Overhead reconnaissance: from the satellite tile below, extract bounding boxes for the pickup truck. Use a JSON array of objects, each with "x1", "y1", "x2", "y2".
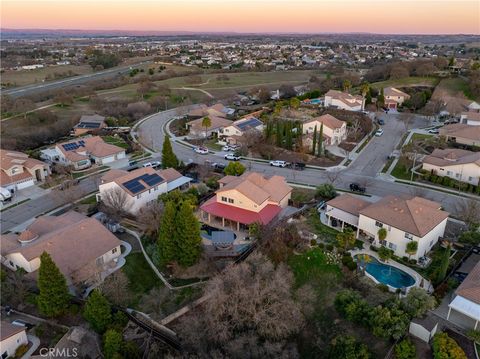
[{"x1": 269, "y1": 160, "x2": 289, "y2": 168}]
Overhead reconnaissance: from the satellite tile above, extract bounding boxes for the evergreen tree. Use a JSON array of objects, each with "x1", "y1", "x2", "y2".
[
  {"x1": 158, "y1": 201, "x2": 177, "y2": 265},
  {"x1": 296, "y1": 123, "x2": 303, "y2": 149},
  {"x1": 317, "y1": 123, "x2": 324, "y2": 157},
  {"x1": 312, "y1": 125, "x2": 317, "y2": 155},
  {"x1": 37, "y1": 252, "x2": 70, "y2": 317},
  {"x1": 201, "y1": 116, "x2": 212, "y2": 139},
  {"x1": 436, "y1": 244, "x2": 451, "y2": 284},
  {"x1": 103, "y1": 329, "x2": 123, "y2": 359},
  {"x1": 275, "y1": 121, "x2": 282, "y2": 147},
  {"x1": 83, "y1": 290, "x2": 112, "y2": 333},
  {"x1": 161, "y1": 135, "x2": 178, "y2": 169},
  {"x1": 285, "y1": 121, "x2": 293, "y2": 150},
  {"x1": 377, "y1": 88, "x2": 385, "y2": 109},
  {"x1": 175, "y1": 201, "x2": 202, "y2": 267}
]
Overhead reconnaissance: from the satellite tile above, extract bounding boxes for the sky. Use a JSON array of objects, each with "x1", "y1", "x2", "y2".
[{"x1": 2, "y1": 0, "x2": 479, "y2": 35}]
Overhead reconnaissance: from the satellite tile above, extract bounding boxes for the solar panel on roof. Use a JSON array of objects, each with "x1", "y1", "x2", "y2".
[
  {"x1": 79, "y1": 122, "x2": 101, "y2": 129},
  {"x1": 236, "y1": 117, "x2": 262, "y2": 131},
  {"x1": 143, "y1": 174, "x2": 163, "y2": 186},
  {"x1": 122, "y1": 179, "x2": 146, "y2": 194}
]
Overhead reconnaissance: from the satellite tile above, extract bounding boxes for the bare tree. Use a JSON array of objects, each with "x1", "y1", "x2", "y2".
[
  {"x1": 456, "y1": 199, "x2": 480, "y2": 230},
  {"x1": 137, "y1": 201, "x2": 164, "y2": 237},
  {"x1": 100, "y1": 187, "x2": 131, "y2": 218},
  {"x1": 13, "y1": 98, "x2": 35, "y2": 119},
  {"x1": 400, "y1": 113, "x2": 414, "y2": 132},
  {"x1": 326, "y1": 168, "x2": 344, "y2": 186},
  {"x1": 348, "y1": 118, "x2": 362, "y2": 140},
  {"x1": 99, "y1": 270, "x2": 133, "y2": 307}
]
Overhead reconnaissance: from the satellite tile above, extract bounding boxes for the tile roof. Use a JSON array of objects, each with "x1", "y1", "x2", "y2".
[
  {"x1": 359, "y1": 195, "x2": 449, "y2": 237},
  {"x1": 326, "y1": 194, "x2": 371, "y2": 216},
  {"x1": 57, "y1": 136, "x2": 124, "y2": 163},
  {"x1": 1, "y1": 321, "x2": 25, "y2": 341},
  {"x1": 423, "y1": 148, "x2": 480, "y2": 167},
  {"x1": 186, "y1": 115, "x2": 233, "y2": 132},
  {"x1": 0, "y1": 149, "x2": 47, "y2": 186},
  {"x1": 440, "y1": 124, "x2": 480, "y2": 141},
  {"x1": 456, "y1": 261, "x2": 480, "y2": 304},
  {"x1": 461, "y1": 111, "x2": 480, "y2": 122},
  {"x1": 384, "y1": 87, "x2": 411, "y2": 99},
  {"x1": 325, "y1": 89, "x2": 363, "y2": 108},
  {"x1": 304, "y1": 114, "x2": 346, "y2": 130}
]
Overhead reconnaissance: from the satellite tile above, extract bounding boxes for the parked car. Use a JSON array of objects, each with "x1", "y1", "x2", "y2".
[
  {"x1": 193, "y1": 147, "x2": 209, "y2": 155},
  {"x1": 349, "y1": 183, "x2": 366, "y2": 193},
  {"x1": 212, "y1": 163, "x2": 227, "y2": 173},
  {"x1": 0, "y1": 187, "x2": 12, "y2": 203},
  {"x1": 269, "y1": 160, "x2": 289, "y2": 167},
  {"x1": 375, "y1": 128, "x2": 384, "y2": 136},
  {"x1": 142, "y1": 162, "x2": 153, "y2": 167},
  {"x1": 11, "y1": 320, "x2": 34, "y2": 330},
  {"x1": 222, "y1": 145, "x2": 231, "y2": 151},
  {"x1": 377, "y1": 118, "x2": 385, "y2": 125},
  {"x1": 128, "y1": 160, "x2": 138, "y2": 167},
  {"x1": 224, "y1": 153, "x2": 240, "y2": 161},
  {"x1": 427, "y1": 129, "x2": 439, "y2": 134},
  {"x1": 290, "y1": 162, "x2": 306, "y2": 171},
  {"x1": 150, "y1": 161, "x2": 161, "y2": 168}
]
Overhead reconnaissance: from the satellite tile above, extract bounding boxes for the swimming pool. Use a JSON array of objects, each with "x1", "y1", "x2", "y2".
[
  {"x1": 304, "y1": 98, "x2": 323, "y2": 105},
  {"x1": 354, "y1": 255, "x2": 415, "y2": 289}
]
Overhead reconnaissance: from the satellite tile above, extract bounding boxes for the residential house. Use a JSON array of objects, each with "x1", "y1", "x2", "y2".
[
  {"x1": 186, "y1": 115, "x2": 233, "y2": 139},
  {"x1": 200, "y1": 172, "x2": 292, "y2": 231},
  {"x1": 324, "y1": 89, "x2": 365, "y2": 112},
  {"x1": 460, "y1": 111, "x2": 480, "y2": 126},
  {"x1": 447, "y1": 261, "x2": 480, "y2": 330},
  {"x1": 97, "y1": 167, "x2": 191, "y2": 214},
  {"x1": 40, "y1": 136, "x2": 126, "y2": 170},
  {"x1": 422, "y1": 149, "x2": 480, "y2": 185},
  {"x1": 187, "y1": 103, "x2": 235, "y2": 119},
  {"x1": 0, "y1": 211, "x2": 122, "y2": 291},
  {"x1": 302, "y1": 114, "x2": 347, "y2": 146},
  {"x1": 384, "y1": 87, "x2": 411, "y2": 109},
  {"x1": 0, "y1": 149, "x2": 50, "y2": 192},
  {"x1": 325, "y1": 194, "x2": 448, "y2": 260},
  {"x1": 0, "y1": 322, "x2": 28, "y2": 359},
  {"x1": 73, "y1": 114, "x2": 106, "y2": 136},
  {"x1": 220, "y1": 114, "x2": 264, "y2": 144},
  {"x1": 439, "y1": 124, "x2": 480, "y2": 147}
]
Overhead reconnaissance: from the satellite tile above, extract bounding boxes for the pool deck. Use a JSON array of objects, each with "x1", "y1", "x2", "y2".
[{"x1": 350, "y1": 248, "x2": 433, "y2": 293}]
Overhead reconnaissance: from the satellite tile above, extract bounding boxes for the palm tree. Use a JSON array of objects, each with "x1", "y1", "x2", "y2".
[
  {"x1": 201, "y1": 116, "x2": 212, "y2": 140},
  {"x1": 360, "y1": 82, "x2": 370, "y2": 111},
  {"x1": 406, "y1": 241, "x2": 418, "y2": 259},
  {"x1": 342, "y1": 79, "x2": 352, "y2": 92}
]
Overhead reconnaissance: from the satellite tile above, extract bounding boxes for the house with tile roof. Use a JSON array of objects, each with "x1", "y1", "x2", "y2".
[
  {"x1": 384, "y1": 87, "x2": 411, "y2": 109},
  {"x1": 422, "y1": 148, "x2": 480, "y2": 185},
  {"x1": 447, "y1": 261, "x2": 480, "y2": 330},
  {"x1": 324, "y1": 90, "x2": 365, "y2": 112},
  {"x1": 187, "y1": 103, "x2": 235, "y2": 119},
  {"x1": 0, "y1": 149, "x2": 50, "y2": 192},
  {"x1": 325, "y1": 194, "x2": 448, "y2": 260},
  {"x1": 73, "y1": 114, "x2": 106, "y2": 136},
  {"x1": 97, "y1": 167, "x2": 191, "y2": 214},
  {"x1": 200, "y1": 172, "x2": 292, "y2": 231},
  {"x1": 220, "y1": 114, "x2": 264, "y2": 142},
  {"x1": 0, "y1": 321, "x2": 28, "y2": 359},
  {"x1": 460, "y1": 111, "x2": 480, "y2": 126},
  {"x1": 301, "y1": 114, "x2": 347, "y2": 145},
  {"x1": 439, "y1": 123, "x2": 480, "y2": 147},
  {"x1": 0, "y1": 211, "x2": 122, "y2": 291},
  {"x1": 186, "y1": 115, "x2": 233, "y2": 139},
  {"x1": 40, "y1": 136, "x2": 126, "y2": 170}
]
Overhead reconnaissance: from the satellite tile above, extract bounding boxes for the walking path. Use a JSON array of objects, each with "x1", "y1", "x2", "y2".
[
  {"x1": 22, "y1": 335, "x2": 40, "y2": 359},
  {"x1": 172, "y1": 86, "x2": 214, "y2": 98}
]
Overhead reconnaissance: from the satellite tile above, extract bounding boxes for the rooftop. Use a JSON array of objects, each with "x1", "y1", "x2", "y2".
[{"x1": 423, "y1": 148, "x2": 480, "y2": 167}]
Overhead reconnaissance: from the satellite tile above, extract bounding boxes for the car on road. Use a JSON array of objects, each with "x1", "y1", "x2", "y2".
[
  {"x1": 349, "y1": 183, "x2": 366, "y2": 193},
  {"x1": 290, "y1": 162, "x2": 306, "y2": 171},
  {"x1": 212, "y1": 163, "x2": 227, "y2": 173},
  {"x1": 377, "y1": 118, "x2": 385, "y2": 125},
  {"x1": 193, "y1": 147, "x2": 209, "y2": 155},
  {"x1": 375, "y1": 128, "x2": 384, "y2": 136},
  {"x1": 224, "y1": 153, "x2": 240, "y2": 161},
  {"x1": 11, "y1": 320, "x2": 34, "y2": 330},
  {"x1": 427, "y1": 129, "x2": 439, "y2": 134},
  {"x1": 269, "y1": 160, "x2": 289, "y2": 167}
]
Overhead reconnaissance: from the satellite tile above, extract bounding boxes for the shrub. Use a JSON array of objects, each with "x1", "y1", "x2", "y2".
[
  {"x1": 310, "y1": 239, "x2": 317, "y2": 246},
  {"x1": 409, "y1": 259, "x2": 417, "y2": 265},
  {"x1": 341, "y1": 254, "x2": 357, "y2": 271},
  {"x1": 370, "y1": 245, "x2": 378, "y2": 252},
  {"x1": 432, "y1": 332, "x2": 467, "y2": 359},
  {"x1": 315, "y1": 183, "x2": 337, "y2": 200},
  {"x1": 467, "y1": 330, "x2": 480, "y2": 343},
  {"x1": 402, "y1": 256, "x2": 409, "y2": 262},
  {"x1": 394, "y1": 338, "x2": 416, "y2": 359},
  {"x1": 326, "y1": 244, "x2": 334, "y2": 251},
  {"x1": 15, "y1": 344, "x2": 29, "y2": 358},
  {"x1": 377, "y1": 284, "x2": 389, "y2": 292},
  {"x1": 318, "y1": 243, "x2": 325, "y2": 249}
]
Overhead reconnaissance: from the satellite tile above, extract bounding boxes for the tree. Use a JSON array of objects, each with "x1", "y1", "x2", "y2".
[
  {"x1": 13, "y1": 98, "x2": 35, "y2": 119},
  {"x1": 336, "y1": 228, "x2": 356, "y2": 252},
  {"x1": 402, "y1": 287, "x2": 436, "y2": 318},
  {"x1": 0, "y1": 268, "x2": 33, "y2": 307},
  {"x1": 315, "y1": 183, "x2": 337, "y2": 200},
  {"x1": 175, "y1": 201, "x2": 202, "y2": 267},
  {"x1": 99, "y1": 271, "x2": 133, "y2": 307},
  {"x1": 327, "y1": 335, "x2": 371, "y2": 359},
  {"x1": 378, "y1": 227, "x2": 387, "y2": 242},
  {"x1": 289, "y1": 97, "x2": 300, "y2": 109},
  {"x1": 360, "y1": 83, "x2": 370, "y2": 110},
  {"x1": 137, "y1": 81, "x2": 154, "y2": 99},
  {"x1": 342, "y1": 79, "x2": 352, "y2": 92},
  {"x1": 394, "y1": 338, "x2": 416, "y2": 359},
  {"x1": 279, "y1": 84, "x2": 296, "y2": 98},
  {"x1": 201, "y1": 116, "x2": 212, "y2": 139},
  {"x1": 137, "y1": 201, "x2": 164, "y2": 238},
  {"x1": 317, "y1": 123, "x2": 324, "y2": 157},
  {"x1": 458, "y1": 231, "x2": 480, "y2": 246},
  {"x1": 54, "y1": 92, "x2": 74, "y2": 107},
  {"x1": 389, "y1": 64, "x2": 410, "y2": 79},
  {"x1": 378, "y1": 245, "x2": 393, "y2": 262},
  {"x1": 83, "y1": 290, "x2": 112, "y2": 333},
  {"x1": 161, "y1": 135, "x2": 178, "y2": 169},
  {"x1": 157, "y1": 201, "x2": 177, "y2": 266},
  {"x1": 311, "y1": 125, "x2": 317, "y2": 155},
  {"x1": 371, "y1": 302, "x2": 410, "y2": 340},
  {"x1": 224, "y1": 161, "x2": 246, "y2": 176},
  {"x1": 101, "y1": 187, "x2": 130, "y2": 219},
  {"x1": 37, "y1": 252, "x2": 70, "y2": 317},
  {"x1": 456, "y1": 198, "x2": 480, "y2": 230},
  {"x1": 432, "y1": 332, "x2": 467, "y2": 359},
  {"x1": 405, "y1": 241, "x2": 418, "y2": 259},
  {"x1": 435, "y1": 244, "x2": 451, "y2": 284},
  {"x1": 103, "y1": 329, "x2": 123, "y2": 359},
  {"x1": 377, "y1": 88, "x2": 385, "y2": 109}
]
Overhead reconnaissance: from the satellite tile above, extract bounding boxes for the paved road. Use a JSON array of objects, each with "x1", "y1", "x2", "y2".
[{"x1": 2, "y1": 61, "x2": 151, "y2": 99}]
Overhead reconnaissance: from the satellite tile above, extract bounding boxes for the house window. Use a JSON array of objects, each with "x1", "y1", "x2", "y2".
[
  {"x1": 112, "y1": 248, "x2": 118, "y2": 254},
  {"x1": 375, "y1": 221, "x2": 383, "y2": 228},
  {"x1": 455, "y1": 173, "x2": 460, "y2": 178},
  {"x1": 447, "y1": 171, "x2": 452, "y2": 176},
  {"x1": 154, "y1": 186, "x2": 158, "y2": 191},
  {"x1": 148, "y1": 189, "x2": 151, "y2": 194},
  {"x1": 221, "y1": 196, "x2": 227, "y2": 202},
  {"x1": 379, "y1": 239, "x2": 387, "y2": 246},
  {"x1": 228, "y1": 198, "x2": 234, "y2": 203},
  {"x1": 405, "y1": 233, "x2": 413, "y2": 240},
  {"x1": 468, "y1": 176, "x2": 473, "y2": 182},
  {"x1": 388, "y1": 242, "x2": 397, "y2": 250}
]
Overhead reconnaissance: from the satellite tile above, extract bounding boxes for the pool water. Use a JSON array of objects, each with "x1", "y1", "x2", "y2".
[{"x1": 355, "y1": 255, "x2": 415, "y2": 289}]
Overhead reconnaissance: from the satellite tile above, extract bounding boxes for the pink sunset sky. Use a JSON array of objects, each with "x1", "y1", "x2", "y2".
[{"x1": 2, "y1": 0, "x2": 479, "y2": 34}]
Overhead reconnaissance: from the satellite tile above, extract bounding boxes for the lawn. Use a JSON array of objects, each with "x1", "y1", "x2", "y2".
[
  {"x1": 435, "y1": 78, "x2": 476, "y2": 100},
  {"x1": 409, "y1": 133, "x2": 434, "y2": 144},
  {"x1": 79, "y1": 194, "x2": 97, "y2": 205},
  {"x1": 391, "y1": 160, "x2": 415, "y2": 181},
  {"x1": 122, "y1": 252, "x2": 162, "y2": 295},
  {"x1": 1, "y1": 64, "x2": 93, "y2": 87},
  {"x1": 288, "y1": 247, "x2": 341, "y2": 288},
  {"x1": 102, "y1": 135, "x2": 129, "y2": 149},
  {"x1": 306, "y1": 210, "x2": 339, "y2": 243},
  {"x1": 369, "y1": 76, "x2": 439, "y2": 90}
]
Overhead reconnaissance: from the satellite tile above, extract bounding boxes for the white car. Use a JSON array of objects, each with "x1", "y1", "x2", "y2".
[
  {"x1": 269, "y1": 160, "x2": 289, "y2": 167},
  {"x1": 151, "y1": 161, "x2": 161, "y2": 168},
  {"x1": 375, "y1": 129, "x2": 384, "y2": 137},
  {"x1": 427, "y1": 129, "x2": 439, "y2": 134},
  {"x1": 224, "y1": 153, "x2": 240, "y2": 161},
  {"x1": 142, "y1": 162, "x2": 152, "y2": 167},
  {"x1": 193, "y1": 147, "x2": 209, "y2": 155},
  {"x1": 222, "y1": 145, "x2": 231, "y2": 151}
]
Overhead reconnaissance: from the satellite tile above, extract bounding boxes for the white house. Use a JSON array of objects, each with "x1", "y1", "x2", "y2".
[
  {"x1": 460, "y1": 111, "x2": 480, "y2": 126},
  {"x1": 324, "y1": 90, "x2": 364, "y2": 112},
  {"x1": 0, "y1": 322, "x2": 28, "y2": 359},
  {"x1": 97, "y1": 167, "x2": 192, "y2": 214},
  {"x1": 325, "y1": 194, "x2": 449, "y2": 260},
  {"x1": 220, "y1": 115, "x2": 264, "y2": 144},
  {"x1": 302, "y1": 114, "x2": 347, "y2": 145},
  {"x1": 40, "y1": 136, "x2": 126, "y2": 170},
  {"x1": 422, "y1": 149, "x2": 480, "y2": 186},
  {"x1": 383, "y1": 87, "x2": 411, "y2": 109}
]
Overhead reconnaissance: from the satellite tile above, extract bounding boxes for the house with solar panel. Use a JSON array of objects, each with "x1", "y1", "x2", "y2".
[
  {"x1": 40, "y1": 136, "x2": 126, "y2": 170},
  {"x1": 97, "y1": 167, "x2": 192, "y2": 214},
  {"x1": 220, "y1": 115, "x2": 264, "y2": 145},
  {"x1": 72, "y1": 114, "x2": 106, "y2": 136}
]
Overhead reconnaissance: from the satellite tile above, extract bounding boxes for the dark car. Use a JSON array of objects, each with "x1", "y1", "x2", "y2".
[
  {"x1": 212, "y1": 163, "x2": 227, "y2": 173},
  {"x1": 377, "y1": 118, "x2": 385, "y2": 125},
  {"x1": 349, "y1": 183, "x2": 366, "y2": 193},
  {"x1": 290, "y1": 162, "x2": 306, "y2": 171}
]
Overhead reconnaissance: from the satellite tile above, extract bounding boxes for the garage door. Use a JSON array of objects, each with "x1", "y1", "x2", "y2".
[{"x1": 388, "y1": 103, "x2": 397, "y2": 109}]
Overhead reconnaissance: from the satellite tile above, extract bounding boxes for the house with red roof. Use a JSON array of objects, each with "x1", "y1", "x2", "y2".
[{"x1": 200, "y1": 172, "x2": 292, "y2": 231}]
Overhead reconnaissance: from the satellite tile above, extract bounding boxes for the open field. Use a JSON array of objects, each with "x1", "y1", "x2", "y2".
[
  {"x1": 370, "y1": 76, "x2": 440, "y2": 90},
  {"x1": 433, "y1": 77, "x2": 476, "y2": 100},
  {"x1": 2, "y1": 64, "x2": 94, "y2": 87}
]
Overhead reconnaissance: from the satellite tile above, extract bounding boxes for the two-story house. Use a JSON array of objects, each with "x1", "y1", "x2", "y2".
[
  {"x1": 0, "y1": 149, "x2": 50, "y2": 192},
  {"x1": 97, "y1": 167, "x2": 191, "y2": 214},
  {"x1": 0, "y1": 322, "x2": 28, "y2": 359},
  {"x1": 200, "y1": 172, "x2": 292, "y2": 231},
  {"x1": 384, "y1": 87, "x2": 410, "y2": 109},
  {"x1": 460, "y1": 111, "x2": 480, "y2": 126},
  {"x1": 439, "y1": 124, "x2": 480, "y2": 147},
  {"x1": 40, "y1": 136, "x2": 126, "y2": 170},
  {"x1": 422, "y1": 148, "x2": 480, "y2": 186},
  {"x1": 325, "y1": 194, "x2": 449, "y2": 260},
  {"x1": 324, "y1": 90, "x2": 365, "y2": 112},
  {"x1": 302, "y1": 114, "x2": 347, "y2": 146}
]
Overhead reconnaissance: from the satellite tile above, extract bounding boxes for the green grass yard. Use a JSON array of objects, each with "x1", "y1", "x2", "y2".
[
  {"x1": 369, "y1": 76, "x2": 439, "y2": 90},
  {"x1": 122, "y1": 252, "x2": 162, "y2": 295},
  {"x1": 288, "y1": 248, "x2": 341, "y2": 288},
  {"x1": 409, "y1": 133, "x2": 434, "y2": 143},
  {"x1": 102, "y1": 135, "x2": 129, "y2": 149}
]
